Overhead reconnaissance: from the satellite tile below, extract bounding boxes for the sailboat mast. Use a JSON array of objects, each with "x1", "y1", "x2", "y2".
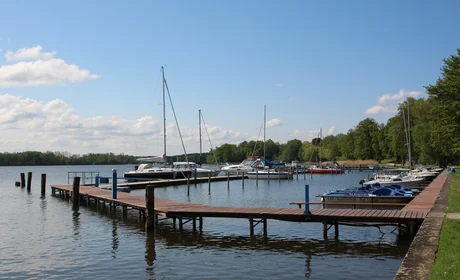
[
  {"x1": 162, "y1": 66, "x2": 167, "y2": 162},
  {"x1": 199, "y1": 109, "x2": 202, "y2": 165},
  {"x1": 263, "y1": 105, "x2": 266, "y2": 159},
  {"x1": 407, "y1": 100, "x2": 412, "y2": 173}
]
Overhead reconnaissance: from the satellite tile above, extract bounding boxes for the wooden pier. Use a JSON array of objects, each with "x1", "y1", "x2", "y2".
[
  {"x1": 99, "y1": 175, "x2": 246, "y2": 190},
  {"x1": 50, "y1": 178, "x2": 432, "y2": 238}
]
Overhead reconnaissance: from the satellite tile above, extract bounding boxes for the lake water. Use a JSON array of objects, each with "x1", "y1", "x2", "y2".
[{"x1": 0, "y1": 165, "x2": 409, "y2": 279}]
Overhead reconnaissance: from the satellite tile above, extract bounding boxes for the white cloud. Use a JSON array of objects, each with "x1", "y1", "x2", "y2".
[
  {"x1": 288, "y1": 97, "x2": 295, "y2": 101},
  {"x1": 5, "y1": 45, "x2": 56, "y2": 61},
  {"x1": 0, "y1": 94, "x2": 246, "y2": 155},
  {"x1": 290, "y1": 126, "x2": 335, "y2": 140},
  {"x1": 265, "y1": 118, "x2": 282, "y2": 128},
  {"x1": 0, "y1": 45, "x2": 99, "y2": 87},
  {"x1": 365, "y1": 89, "x2": 422, "y2": 114},
  {"x1": 327, "y1": 126, "x2": 335, "y2": 136},
  {"x1": 0, "y1": 49, "x2": 2, "y2": 52}
]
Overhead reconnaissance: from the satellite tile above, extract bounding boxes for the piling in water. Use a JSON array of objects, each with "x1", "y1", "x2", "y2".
[
  {"x1": 145, "y1": 185, "x2": 155, "y2": 230},
  {"x1": 27, "y1": 172, "x2": 32, "y2": 191},
  {"x1": 20, "y1": 173, "x2": 25, "y2": 187},
  {"x1": 41, "y1": 174, "x2": 46, "y2": 195},
  {"x1": 72, "y1": 176, "x2": 81, "y2": 206}
]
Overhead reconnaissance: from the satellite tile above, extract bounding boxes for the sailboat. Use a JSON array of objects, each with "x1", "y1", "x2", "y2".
[
  {"x1": 247, "y1": 105, "x2": 290, "y2": 180},
  {"x1": 307, "y1": 128, "x2": 343, "y2": 174},
  {"x1": 362, "y1": 100, "x2": 425, "y2": 188},
  {"x1": 172, "y1": 109, "x2": 221, "y2": 177},
  {"x1": 124, "y1": 67, "x2": 192, "y2": 180}
]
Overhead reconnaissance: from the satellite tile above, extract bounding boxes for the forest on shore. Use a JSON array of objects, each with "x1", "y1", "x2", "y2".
[{"x1": 1, "y1": 49, "x2": 459, "y2": 166}]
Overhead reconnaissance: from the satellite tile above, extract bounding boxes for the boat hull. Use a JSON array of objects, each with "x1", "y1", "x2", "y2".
[
  {"x1": 247, "y1": 171, "x2": 290, "y2": 180},
  {"x1": 308, "y1": 168, "x2": 343, "y2": 174},
  {"x1": 320, "y1": 195, "x2": 413, "y2": 209}
]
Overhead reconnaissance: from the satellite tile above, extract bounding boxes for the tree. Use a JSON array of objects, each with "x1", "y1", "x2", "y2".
[{"x1": 280, "y1": 139, "x2": 302, "y2": 162}]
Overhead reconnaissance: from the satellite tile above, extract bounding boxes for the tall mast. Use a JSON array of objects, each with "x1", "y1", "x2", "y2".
[
  {"x1": 199, "y1": 109, "x2": 202, "y2": 165},
  {"x1": 162, "y1": 66, "x2": 167, "y2": 161},
  {"x1": 263, "y1": 105, "x2": 266, "y2": 159},
  {"x1": 407, "y1": 100, "x2": 412, "y2": 174},
  {"x1": 319, "y1": 128, "x2": 322, "y2": 165}
]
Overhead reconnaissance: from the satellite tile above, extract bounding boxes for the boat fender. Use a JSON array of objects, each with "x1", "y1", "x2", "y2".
[{"x1": 359, "y1": 179, "x2": 366, "y2": 185}]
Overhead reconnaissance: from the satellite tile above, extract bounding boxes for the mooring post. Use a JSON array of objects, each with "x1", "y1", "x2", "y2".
[
  {"x1": 227, "y1": 173, "x2": 230, "y2": 189},
  {"x1": 187, "y1": 176, "x2": 190, "y2": 196},
  {"x1": 323, "y1": 221, "x2": 328, "y2": 239},
  {"x1": 20, "y1": 173, "x2": 26, "y2": 187},
  {"x1": 304, "y1": 168, "x2": 306, "y2": 179},
  {"x1": 242, "y1": 173, "x2": 244, "y2": 187},
  {"x1": 249, "y1": 217, "x2": 254, "y2": 236},
  {"x1": 72, "y1": 176, "x2": 81, "y2": 206},
  {"x1": 194, "y1": 168, "x2": 197, "y2": 180},
  {"x1": 192, "y1": 217, "x2": 197, "y2": 231},
  {"x1": 304, "y1": 184, "x2": 310, "y2": 214},
  {"x1": 199, "y1": 217, "x2": 203, "y2": 232},
  {"x1": 334, "y1": 221, "x2": 339, "y2": 239},
  {"x1": 263, "y1": 218, "x2": 267, "y2": 236},
  {"x1": 296, "y1": 169, "x2": 299, "y2": 180},
  {"x1": 27, "y1": 172, "x2": 32, "y2": 191},
  {"x1": 41, "y1": 174, "x2": 46, "y2": 196},
  {"x1": 267, "y1": 169, "x2": 270, "y2": 184},
  {"x1": 256, "y1": 170, "x2": 259, "y2": 185},
  {"x1": 95, "y1": 175, "x2": 99, "y2": 188},
  {"x1": 145, "y1": 185, "x2": 155, "y2": 230},
  {"x1": 112, "y1": 169, "x2": 117, "y2": 199},
  {"x1": 208, "y1": 173, "x2": 211, "y2": 193}
]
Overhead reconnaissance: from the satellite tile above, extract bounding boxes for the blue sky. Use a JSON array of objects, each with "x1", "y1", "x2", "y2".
[{"x1": 0, "y1": 0, "x2": 459, "y2": 156}]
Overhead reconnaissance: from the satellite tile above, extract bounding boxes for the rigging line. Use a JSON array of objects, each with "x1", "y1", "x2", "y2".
[
  {"x1": 199, "y1": 112, "x2": 218, "y2": 165},
  {"x1": 164, "y1": 77, "x2": 190, "y2": 172},
  {"x1": 308, "y1": 130, "x2": 321, "y2": 163},
  {"x1": 252, "y1": 122, "x2": 264, "y2": 157}
]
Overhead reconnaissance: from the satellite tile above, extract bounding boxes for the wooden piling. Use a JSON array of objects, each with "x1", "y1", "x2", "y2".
[
  {"x1": 20, "y1": 173, "x2": 26, "y2": 187},
  {"x1": 242, "y1": 173, "x2": 244, "y2": 187},
  {"x1": 263, "y1": 218, "x2": 267, "y2": 236},
  {"x1": 26, "y1": 172, "x2": 32, "y2": 191},
  {"x1": 15, "y1": 181, "x2": 20, "y2": 187},
  {"x1": 296, "y1": 169, "x2": 299, "y2": 180},
  {"x1": 145, "y1": 185, "x2": 155, "y2": 230},
  {"x1": 256, "y1": 170, "x2": 259, "y2": 186},
  {"x1": 249, "y1": 217, "x2": 254, "y2": 236},
  {"x1": 208, "y1": 173, "x2": 211, "y2": 193},
  {"x1": 323, "y1": 221, "x2": 328, "y2": 239},
  {"x1": 41, "y1": 174, "x2": 46, "y2": 195},
  {"x1": 72, "y1": 176, "x2": 81, "y2": 206},
  {"x1": 187, "y1": 176, "x2": 190, "y2": 196},
  {"x1": 227, "y1": 173, "x2": 230, "y2": 189},
  {"x1": 334, "y1": 221, "x2": 339, "y2": 239},
  {"x1": 268, "y1": 170, "x2": 270, "y2": 184}
]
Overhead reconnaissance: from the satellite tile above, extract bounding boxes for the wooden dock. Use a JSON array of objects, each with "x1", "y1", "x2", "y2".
[
  {"x1": 99, "y1": 175, "x2": 246, "y2": 190},
  {"x1": 51, "y1": 178, "x2": 432, "y2": 238}
]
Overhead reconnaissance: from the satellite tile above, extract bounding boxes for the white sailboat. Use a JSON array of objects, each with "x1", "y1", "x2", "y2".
[
  {"x1": 124, "y1": 67, "x2": 192, "y2": 180},
  {"x1": 247, "y1": 105, "x2": 290, "y2": 180}
]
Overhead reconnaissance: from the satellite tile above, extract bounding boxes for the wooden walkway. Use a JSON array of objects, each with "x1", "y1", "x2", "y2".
[
  {"x1": 402, "y1": 174, "x2": 448, "y2": 214},
  {"x1": 51, "y1": 180, "x2": 430, "y2": 237}
]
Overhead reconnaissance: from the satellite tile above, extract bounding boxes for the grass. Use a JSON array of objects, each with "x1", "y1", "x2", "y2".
[
  {"x1": 447, "y1": 172, "x2": 460, "y2": 212},
  {"x1": 430, "y1": 219, "x2": 460, "y2": 279},
  {"x1": 431, "y1": 171, "x2": 460, "y2": 279}
]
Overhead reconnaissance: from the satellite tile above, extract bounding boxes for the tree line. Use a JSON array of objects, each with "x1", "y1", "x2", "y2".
[{"x1": 207, "y1": 49, "x2": 460, "y2": 166}]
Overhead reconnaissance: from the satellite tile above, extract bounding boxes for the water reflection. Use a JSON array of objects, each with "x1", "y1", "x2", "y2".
[
  {"x1": 72, "y1": 205, "x2": 81, "y2": 237},
  {"x1": 145, "y1": 231, "x2": 156, "y2": 279},
  {"x1": 112, "y1": 220, "x2": 119, "y2": 258}
]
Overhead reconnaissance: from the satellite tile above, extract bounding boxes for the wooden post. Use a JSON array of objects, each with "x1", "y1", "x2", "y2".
[
  {"x1": 249, "y1": 217, "x2": 254, "y2": 236},
  {"x1": 199, "y1": 217, "x2": 203, "y2": 232},
  {"x1": 242, "y1": 172, "x2": 244, "y2": 187},
  {"x1": 267, "y1": 170, "x2": 270, "y2": 184},
  {"x1": 208, "y1": 173, "x2": 211, "y2": 194},
  {"x1": 20, "y1": 173, "x2": 26, "y2": 187},
  {"x1": 26, "y1": 172, "x2": 32, "y2": 191},
  {"x1": 296, "y1": 169, "x2": 299, "y2": 180},
  {"x1": 323, "y1": 221, "x2": 328, "y2": 239},
  {"x1": 263, "y1": 218, "x2": 267, "y2": 236},
  {"x1": 278, "y1": 170, "x2": 281, "y2": 182},
  {"x1": 145, "y1": 185, "x2": 155, "y2": 230},
  {"x1": 41, "y1": 174, "x2": 46, "y2": 195},
  {"x1": 72, "y1": 176, "x2": 81, "y2": 206},
  {"x1": 15, "y1": 181, "x2": 20, "y2": 187},
  {"x1": 187, "y1": 176, "x2": 190, "y2": 196},
  {"x1": 334, "y1": 221, "x2": 339, "y2": 239},
  {"x1": 227, "y1": 173, "x2": 230, "y2": 189},
  {"x1": 304, "y1": 168, "x2": 306, "y2": 179},
  {"x1": 112, "y1": 169, "x2": 117, "y2": 199},
  {"x1": 256, "y1": 170, "x2": 259, "y2": 185}
]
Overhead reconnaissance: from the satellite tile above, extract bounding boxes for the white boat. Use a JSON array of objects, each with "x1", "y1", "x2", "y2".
[
  {"x1": 123, "y1": 67, "x2": 191, "y2": 180},
  {"x1": 221, "y1": 156, "x2": 265, "y2": 175},
  {"x1": 173, "y1": 162, "x2": 221, "y2": 177},
  {"x1": 247, "y1": 170, "x2": 290, "y2": 180}
]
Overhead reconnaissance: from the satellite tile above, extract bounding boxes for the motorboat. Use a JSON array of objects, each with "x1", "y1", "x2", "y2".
[
  {"x1": 173, "y1": 162, "x2": 221, "y2": 177},
  {"x1": 247, "y1": 169, "x2": 290, "y2": 180},
  {"x1": 221, "y1": 156, "x2": 265, "y2": 175},
  {"x1": 124, "y1": 162, "x2": 192, "y2": 180},
  {"x1": 308, "y1": 165, "x2": 342, "y2": 174}
]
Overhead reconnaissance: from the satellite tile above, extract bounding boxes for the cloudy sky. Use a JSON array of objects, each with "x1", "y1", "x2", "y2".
[{"x1": 1, "y1": 0, "x2": 459, "y2": 156}]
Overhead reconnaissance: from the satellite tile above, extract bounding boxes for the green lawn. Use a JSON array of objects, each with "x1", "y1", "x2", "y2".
[
  {"x1": 447, "y1": 171, "x2": 460, "y2": 212},
  {"x1": 431, "y1": 171, "x2": 460, "y2": 279}
]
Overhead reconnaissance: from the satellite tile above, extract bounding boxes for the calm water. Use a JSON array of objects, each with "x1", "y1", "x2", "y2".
[{"x1": 0, "y1": 165, "x2": 409, "y2": 280}]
